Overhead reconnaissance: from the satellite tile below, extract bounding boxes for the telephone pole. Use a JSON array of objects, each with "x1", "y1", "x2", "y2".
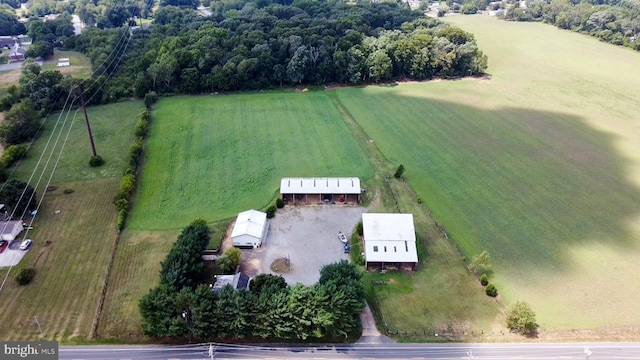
[{"x1": 76, "y1": 82, "x2": 97, "y2": 157}]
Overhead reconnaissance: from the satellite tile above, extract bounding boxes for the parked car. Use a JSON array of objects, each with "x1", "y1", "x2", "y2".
[
  {"x1": 19, "y1": 239, "x2": 32, "y2": 250},
  {"x1": 343, "y1": 243, "x2": 350, "y2": 253},
  {"x1": 0, "y1": 240, "x2": 8, "y2": 253}
]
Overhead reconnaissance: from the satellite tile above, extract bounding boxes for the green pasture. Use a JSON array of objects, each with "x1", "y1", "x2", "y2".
[
  {"x1": 42, "y1": 50, "x2": 92, "y2": 78},
  {"x1": 12, "y1": 101, "x2": 143, "y2": 188},
  {"x1": 0, "y1": 101, "x2": 141, "y2": 342},
  {"x1": 0, "y1": 178, "x2": 121, "y2": 341},
  {"x1": 335, "y1": 15, "x2": 640, "y2": 329},
  {"x1": 129, "y1": 92, "x2": 374, "y2": 230}
]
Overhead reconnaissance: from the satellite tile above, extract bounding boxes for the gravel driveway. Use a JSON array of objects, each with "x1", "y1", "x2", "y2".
[{"x1": 239, "y1": 205, "x2": 366, "y2": 286}]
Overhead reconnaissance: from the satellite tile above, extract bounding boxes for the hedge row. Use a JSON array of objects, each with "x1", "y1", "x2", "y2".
[{"x1": 113, "y1": 108, "x2": 151, "y2": 231}]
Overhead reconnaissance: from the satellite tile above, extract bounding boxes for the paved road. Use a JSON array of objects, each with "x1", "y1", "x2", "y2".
[
  {"x1": 0, "y1": 59, "x2": 44, "y2": 72},
  {"x1": 59, "y1": 342, "x2": 640, "y2": 359}
]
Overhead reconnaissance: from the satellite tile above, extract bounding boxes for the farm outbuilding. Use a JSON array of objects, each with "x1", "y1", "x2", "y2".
[
  {"x1": 280, "y1": 177, "x2": 361, "y2": 205},
  {"x1": 210, "y1": 272, "x2": 251, "y2": 293},
  {"x1": 57, "y1": 58, "x2": 70, "y2": 67},
  {"x1": 362, "y1": 213, "x2": 418, "y2": 271},
  {"x1": 0, "y1": 220, "x2": 24, "y2": 241},
  {"x1": 231, "y1": 209, "x2": 268, "y2": 248}
]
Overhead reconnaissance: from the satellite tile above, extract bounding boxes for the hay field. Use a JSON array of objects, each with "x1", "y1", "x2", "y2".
[
  {"x1": 335, "y1": 15, "x2": 640, "y2": 329},
  {"x1": 128, "y1": 92, "x2": 374, "y2": 230}
]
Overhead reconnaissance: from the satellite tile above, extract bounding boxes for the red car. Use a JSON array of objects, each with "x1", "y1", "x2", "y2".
[{"x1": 0, "y1": 240, "x2": 8, "y2": 253}]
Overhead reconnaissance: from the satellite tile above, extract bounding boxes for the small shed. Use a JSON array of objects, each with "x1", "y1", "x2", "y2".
[
  {"x1": 231, "y1": 209, "x2": 268, "y2": 248},
  {"x1": 57, "y1": 58, "x2": 70, "y2": 67},
  {"x1": 210, "y1": 272, "x2": 251, "y2": 293},
  {"x1": 0, "y1": 220, "x2": 24, "y2": 241}
]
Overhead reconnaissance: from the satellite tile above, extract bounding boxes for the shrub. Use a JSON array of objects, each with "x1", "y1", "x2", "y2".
[
  {"x1": 356, "y1": 221, "x2": 363, "y2": 236},
  {"x1": 89, "y1": 155, "x2": 104, "y2": 167},
  {"x1": 394, "y1": 164, "x2": 405, "y2": 178},
  {"x1": 144, "y1": 91, "x2": 157, "y2": 109},
  {"x1": 14, "y1": 267, "x2": 36, "y2": 285},
  {"x1": 134, "y1": 119, "x2": 149, "y2": 137},
  {"x1": 1, "y1": 144, "x2": 28, "y2": 167},
  {"x1": 266, "y1": 205, "x2": 276, "y2": 219},
  {"x1": 119, "y1": 173, "x2": 136, "y2": 197},
  {"x1": 139, "y1": 108, "x2": 152, "y2": 122},
  {"x1": 506, "y1": 301, "x2": 538, "y2": 335},
  {"x1": 468, "y1": 250, "x2": 491, "y2": 275},
  {"x1": 117, "y1": 209, "x2": 127, "y2": 230},
  {"x1": 217, "y1": 247, "x2": 241, "y2": 273},
  {"x1": 275, "y1": 198, "x2": 284, "y2": 209},
  {"x1": 129, "y1": 138, "x2": 144, "y2": 167},
  {"x1": 485, "y1": 284, "x2": 498, "y2": 297},
  {"x1": 480, "y1": 273, "x2": 489, "y2": 286},
  {"x1": 113, "y1": 196, "x2": 128, "y2": 212}
]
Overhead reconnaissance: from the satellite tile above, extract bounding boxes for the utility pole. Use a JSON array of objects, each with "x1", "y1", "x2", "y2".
[{"x1": 76, "y1": 82, "x2": 97, "y2": 157}]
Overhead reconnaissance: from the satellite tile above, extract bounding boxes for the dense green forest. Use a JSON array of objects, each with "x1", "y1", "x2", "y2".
[{"x1": 68, "y1": 0, "x2": 487, "y2": 98}]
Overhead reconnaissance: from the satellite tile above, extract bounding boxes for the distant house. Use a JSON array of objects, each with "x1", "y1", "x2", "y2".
[
  {"x1": 57, "y1": 58, "x2": 70, "y2": 67},
  {"x1": 0, "y1": 220, "x2": 24, "y2": 241},
  {"x1": 280, "y1": 177, "x2": 362, "y2": 204},
  {"x1": 231, "y1": 209, "x2": 268, "y2": 248},
  {"x1": 362, "y1": 213, "x2": 418, "y2": 271},
  {"x1": 8, "y1": 43, "x2": 26, "y2": 63},
  {"x1": 210, "y1": 272, "x2": 251, "y2": 293},
  {"x1": 0, "y1": 36, "x2": 17, "y2": 49}
]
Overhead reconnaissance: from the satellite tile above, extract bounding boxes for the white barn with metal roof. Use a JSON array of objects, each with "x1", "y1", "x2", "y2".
[
  {"x1": 231, "y1": 209, "x2": 268, "y2": 248},
  {"x1": 280, "y1": 177, "x2": 361, "y2": 204},
  {"x1": 362, "y1": 213, "x2": 418, "y2": 270}
]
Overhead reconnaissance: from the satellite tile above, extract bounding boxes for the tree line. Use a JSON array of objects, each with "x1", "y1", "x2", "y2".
[
  {"x1": 68, "y1": 0, "x2": 487, "y2": 98},
  {"x1": 139, "y1": 219, "x2": 365, "y2": 341},
  {"x1": 500, "y1": 0, "x2": 640, "y2": 51}
]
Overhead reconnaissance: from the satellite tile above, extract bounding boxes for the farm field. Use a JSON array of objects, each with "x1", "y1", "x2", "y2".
[
  {"x1": 0, "y1": 178, "x2": 120, "y2": 341},
  {"x1": 0, "y1": 102, "x2": 142, "y2": 342},
  {"x1": 42, "y1": 50, "x2": 92, "y2": 78},
  {"x1": 128, "y1": 92, "x2": 374, "y2": 230},
  {"x1": 336, "y1": 15, "x2": 640, "y2": 329},
  {"x1": 12, "y1": 101, "x2": 143, "y2": 187}
]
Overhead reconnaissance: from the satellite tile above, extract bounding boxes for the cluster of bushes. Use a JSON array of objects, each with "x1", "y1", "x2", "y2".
[
  {"x1": 139, "y1": 260, "x2": 365, "y2": 341},
  {"x1": 1, "y1": 144, "x2": 28, "y2": 168},
  {"x1": 113, "y1": 109, "x2": 151, "y2": 230},
  {"x1": 469, "y1": 250, "x2": 498, "y2": 297}
]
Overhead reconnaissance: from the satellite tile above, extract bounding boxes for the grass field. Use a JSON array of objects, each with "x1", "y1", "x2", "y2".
[
  {"x1": 334, "y1": 15, "x2": 640, "y2": 329},
  {"x1": 0, "y1": 101, "x2": 142, "y2": 342},
  {"x1": 0, "y1": 178, "x2": 120, "y2": 341},
  {"x1": 12, "y1": 101, "x2": 143, "y2": 186},
  {"x1": 128, "y1": 92, "x2": 374, "y2": 230},
  {"x1": 42, "y1": 50, "x2": 92, "y2": 78}
]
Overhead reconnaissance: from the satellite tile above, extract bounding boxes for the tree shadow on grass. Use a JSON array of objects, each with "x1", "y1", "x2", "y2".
[{"x1": 341, "y1": 92, "x2": 640, "y2": 273}]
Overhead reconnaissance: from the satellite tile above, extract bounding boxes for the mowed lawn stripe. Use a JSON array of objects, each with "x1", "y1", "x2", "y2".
[
  {"x1": 335, "y1": 24, "x2": 640, "y2": 329},
  {"x1": 11, "y1": 101, "x2": 143, "y2": 185},
  {"x1": 129, "y1": 92, "x2": 373, "y2": 230},
  {"x1": 0, "y1": 178, "x2": 120, "y2": 341}
]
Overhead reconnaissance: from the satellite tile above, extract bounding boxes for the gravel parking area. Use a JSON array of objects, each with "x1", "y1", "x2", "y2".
[{"x1": 239, "y1": 205, "x2": 366, "y2": 286}]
